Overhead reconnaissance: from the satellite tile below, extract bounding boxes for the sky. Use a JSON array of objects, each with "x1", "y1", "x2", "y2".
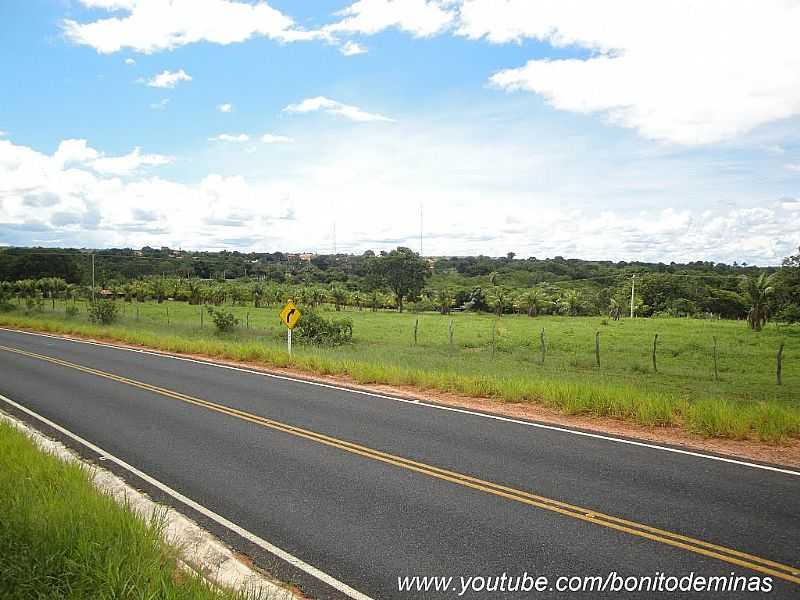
[{"x1": 1, "y1": 0, "x2": 800, "y2": 265}]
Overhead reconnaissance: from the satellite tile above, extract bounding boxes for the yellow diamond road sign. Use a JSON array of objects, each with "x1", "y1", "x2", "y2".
[{"x1": 280, "y1": 301, "x2": 301, "y2": 330}]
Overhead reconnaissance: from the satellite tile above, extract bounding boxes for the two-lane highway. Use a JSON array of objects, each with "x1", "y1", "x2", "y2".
[{"x1": 0, "y1": 328, "x2": 798, "y2": 598}]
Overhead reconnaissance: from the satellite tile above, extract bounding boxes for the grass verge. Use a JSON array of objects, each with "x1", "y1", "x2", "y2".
[
  {"x1": 1, "y1": 312, "x2": 799, "y2": 444},
  {"x1": 0, "y1": 420, "x2": 254, "y2": 600}
]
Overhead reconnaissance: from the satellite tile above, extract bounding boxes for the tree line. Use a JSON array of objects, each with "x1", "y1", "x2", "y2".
[{"x1": 1, "y1": 246, "x2": 798, "y2": 327}]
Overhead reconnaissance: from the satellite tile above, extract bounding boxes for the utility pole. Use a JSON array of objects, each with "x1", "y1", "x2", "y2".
[
  {"x1": 630, "y1": 274, "x2": 636, "y2": 318},
  {"x1": 419, "y1": 204, "x2": 423, "y2": 256},
  {"x1": 91, "y1": 253, "x2": 95, "y2": 304}
]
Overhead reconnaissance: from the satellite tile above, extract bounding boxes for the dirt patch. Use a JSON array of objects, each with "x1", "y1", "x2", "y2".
[{"x1": 7, "y1": 326, "x2": 800, "y2": 469}]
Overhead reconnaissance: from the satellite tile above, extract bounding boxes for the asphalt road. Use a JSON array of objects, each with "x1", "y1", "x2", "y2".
[{"x1": 0, "y1": 327, "x2": 798, "y2": 599}]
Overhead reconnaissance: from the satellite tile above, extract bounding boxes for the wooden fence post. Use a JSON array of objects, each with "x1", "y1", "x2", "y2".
[
  {"x1": 491, "y1": 321, "x2": 496, "y2": 359},
  {"x1": 200, "y1": 308, "x2": 204, "y2": 328},
  {"x1": 448, "y1": 319, "x2": 454, "y2": 346},
  {"x1": 413, "y1": 318, "x2": 418, "y2": 346},
  {"x1": 777, "y1": 341, "x2": 784, "y2": 386},
  {"x1": 652, "y1": 334, "x2": 658, "y2": 373},
  {"x1": 246, "y1": 311, "x2": 250, "y2": 329},
  {"x1": 712, "y1": 336, "x2": 719, "y2": 382},
  {"x1": 595, "y1": 331, "x2": 600, "y2": 368}
]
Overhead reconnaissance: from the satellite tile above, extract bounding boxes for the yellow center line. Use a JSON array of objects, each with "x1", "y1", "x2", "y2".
[{"x1": 2, "y1": 343, "x2": 798, "y2": 585}]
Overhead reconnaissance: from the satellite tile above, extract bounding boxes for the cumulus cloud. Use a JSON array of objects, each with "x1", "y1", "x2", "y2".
[
  {"x1": 217, "y1": 103, "x2": 233, "y2": 113},
  {"x1": 63, "y1": 0, "x2": 323, "y2": 54},
  {"x1": 785, "y1": 163, "x2": 800, "y2": 172},
  {"x1": 283, "y1": 96, "x2": 394, "y2": 122},
  {"x1": 339, "y1": 40, "x2": 367, "y2": 56},
  {"x1": 452, "y1": 0, "x2": 800, "y2": 145},
  {"x1": 124, "y1": 57, "x2": 135, "y2": 65},
  {"x1": 145, "y1": 69, "x2": 191, "y2": 88},
  {"x1": 209, "y1": 133, "x2": 250, "y2": 142},
  {"x1": 326, "y1": 0, "x2": 455, "y2": 37},
  {"x1": 0, "y1": 136, "x2": 294, "y2": 248}
]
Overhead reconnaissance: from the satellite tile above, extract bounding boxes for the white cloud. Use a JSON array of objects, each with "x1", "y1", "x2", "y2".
[
  {"x1": 87, "y1": 147, "x2": 174, "y2": 175},
  {"x1": 455, "y1": 0, "x2": 800, "y2": 146},
  {"x1": 261, "y1": 134, "x2": 293, "y2": 143},
  {"x1": 218, "y1": 103, "x2": 233, "y2": 113},
  {"x1": 63, "y1": 0, "x2": 323, "y2": 54},
  {"x1": 53, "y1": 139, "x2": 101, "y2": 166},
  {"x1": 209, "y1": 133, "x2": 250, "y2": 142},
  {"x1": 145, "y1": 69, "x2": 191, "y2": 88},
  {"x1": 150, "y1": 98, "x2": 170, "y2": 110},
  {"x1": 2, "y1": 133, "x2": 798, "y2": 262},
  {"x1": 283, "y1": 96, "x2": 394, "y2": 122},
  {"x1": 327, "y1": 0, "x2": 455, "y2": 37},
  {"x1": 785, "y1": 163, "x2": 800, "y2": 172},
  {"x1": 0, "y1": 131, "x2": 8, "y2": 137},
  {"x1": 340, "y1": 40, "x2": 367, "y2": 56},
  {"x1": 124, "y1": 57, "x2": 135, "y2": 65}
]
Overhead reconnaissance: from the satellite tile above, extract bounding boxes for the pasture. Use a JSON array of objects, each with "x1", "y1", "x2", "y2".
[{"x1": 2, "y1": 299, "x2": 798, "y2": 442}]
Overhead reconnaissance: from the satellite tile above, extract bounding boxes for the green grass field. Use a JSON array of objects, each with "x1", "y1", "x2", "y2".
[
  {"x1": 2, "y1": 299, "x2": 799, "y2": 442},
  {"x1": 0, "y1": 420, "x2": 257, "y2": 600}
]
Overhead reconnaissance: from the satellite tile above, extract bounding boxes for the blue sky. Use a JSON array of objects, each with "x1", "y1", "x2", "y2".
[{"x1": 1, "y1": 0, "x2": 799, "y2": 264}]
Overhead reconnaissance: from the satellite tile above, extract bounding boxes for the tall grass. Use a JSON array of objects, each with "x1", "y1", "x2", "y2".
[
  {"x1": 1, "y1": 306, "x2": 799, "y2": 443},
  {"x1": 0, "y1": 421, "x2": 258, "y2": 599}
]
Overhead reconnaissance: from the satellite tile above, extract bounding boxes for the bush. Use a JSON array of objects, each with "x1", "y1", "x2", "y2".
[
  {"x1": 294, "y1": 309, "x2": 352, "y2": 346},
  {"x1": 65, "y1": 304, "x2": 80, "y2": 319},
  {"x1": 776, "y1": 304, "x2": 800, "y2": 324},
  {"x1": 87, "y1": 300, "x2": 119, "y2": 325},
  {"x1": 206, "y1": 306, "x2": 238, "y2": 333}
]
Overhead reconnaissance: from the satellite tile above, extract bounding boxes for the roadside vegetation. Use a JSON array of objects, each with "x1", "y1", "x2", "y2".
[
  {"x1": 0, "y1": 421, "x2": 256, "y2": 600},
  {"x1": 1, "y1": 245, "x2": 798, "y2": 443}
]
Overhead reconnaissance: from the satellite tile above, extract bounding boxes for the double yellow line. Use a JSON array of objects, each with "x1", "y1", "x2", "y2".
[{"x1": 2, "y1": 343, "x2": 798, "y2": 585}]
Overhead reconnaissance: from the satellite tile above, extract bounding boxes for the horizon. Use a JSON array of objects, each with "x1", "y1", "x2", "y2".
[
  {"x1": 1, "y1": 244, "x2": 783, "y2": 269},
  {"x1": 1, "y1": 1, "x2": 799, "y2": 266}
]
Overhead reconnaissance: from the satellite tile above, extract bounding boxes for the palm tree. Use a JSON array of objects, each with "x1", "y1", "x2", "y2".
[
  {"x1": 368, "y1": 290, "x2": 381, "y2": 312},
  {"x1": 561, "y1": 289, "x2": 582, "y2": 316},
  {"x1": 330, "y1": 284, "x2": 347, "y2": 311},
  {"x1": 740, "y1": 273, "x2": 775, "y2": 331},
  {"x1": 609, "y1": 297, "x2": 621, "y2": 321},
  {"x1": 187, "y1": 279, "x2": 203, "y2": 305},
  {"x1": 516, "y1": 288, "x2": 546, "y2": 317},
  {"x1": 436, "y1": 288, "x2": 453, "y2": 315},
  {"x1": 485, "y1": 286, "x2": 511, "y2": 317}
]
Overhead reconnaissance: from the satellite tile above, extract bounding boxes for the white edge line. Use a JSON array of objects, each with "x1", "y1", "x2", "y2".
[
  {"x1": 2, "y1": 326, "x2": 798, "y2": 478},
  {"x1": 0, "y1": 391, "x2": 375, "y2": 600}
]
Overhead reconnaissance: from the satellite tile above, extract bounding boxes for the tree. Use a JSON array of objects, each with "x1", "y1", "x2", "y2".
[
  {"x1": 609, "y1": 297, "x2": 621, "y2": 320},
  {"x1": 560, "y1": 289, "x2": 582, "y2": 316},
  {"x1": 369, "y1": 247, "x2": 430, "y2": 313},
  {"x1": 516, "y1": 288, "x2": 546, "y2": 317},
  {"x1": 740, "y1": 273, "x2": 775, "y2": 331},
  {"x1": 436, "y1": 288, "x2": 454, "y2": 315},
  {"x1": 329, "y1": 284, "x2": 348, "y2": 311},
  {"x1": 485, "y1": 286, "x2": 512, "y2": 316}
]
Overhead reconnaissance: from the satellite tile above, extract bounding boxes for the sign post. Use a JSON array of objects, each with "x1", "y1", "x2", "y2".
[{"x1": 279, "y1": 300, "x2": 302, "y2": 356}]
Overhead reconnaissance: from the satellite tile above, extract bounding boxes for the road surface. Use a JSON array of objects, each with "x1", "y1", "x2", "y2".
[{"x1": 0, "y1": 327, "x2": 797, "y2": 599}]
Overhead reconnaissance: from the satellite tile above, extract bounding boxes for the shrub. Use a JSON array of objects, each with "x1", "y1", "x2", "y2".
[
  {"x1": 206, "y1": 306, "x2": 238, "y2": 333},
  {"x1": 65, "y1": 304, "x2": 80, "y2": 319},
  {"x1": 294, "y1": 309, "x2": 352, "y2": 346},
  {"x1": 87, "y1": 300, "x2": 119, "y2": 325},
  {"x1": 776, "y1": 304, "x2": 800, "y2": 325}
]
